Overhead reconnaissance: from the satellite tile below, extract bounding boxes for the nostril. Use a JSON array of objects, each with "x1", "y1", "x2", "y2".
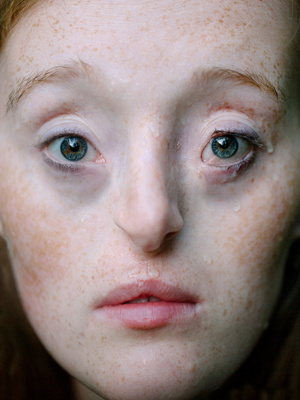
[
  {"x1": 164, "y1": 231, "x2": 178, "y2": 241},
  {"x1": 114, "y1": 177, "x2": 183, "y2": 252}
]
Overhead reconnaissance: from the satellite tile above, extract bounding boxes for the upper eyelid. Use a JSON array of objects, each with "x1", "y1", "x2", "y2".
[
  {"x1": 199, "y1": 109, "x2": 266, "y2": 139},
  {"x1": 211, "y1": 129, "x2": 266, "y2": 150},
  {"x1": 36, "y1": 132, "x2": 92, "y2": 149},
  {"x1": 34, "y1": 112, "x2": 266, "y2": 151},
  {"x1": 34, "y1": 121, "x2": 98, "y2": 150}
]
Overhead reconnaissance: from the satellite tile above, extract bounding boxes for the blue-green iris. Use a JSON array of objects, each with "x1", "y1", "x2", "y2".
[
  {"x1": 211, "y1": 136, "x2": 238, "y2": 159},
  {"x1": 60, "y1": 137, "x2": 88, "y2": 161}
]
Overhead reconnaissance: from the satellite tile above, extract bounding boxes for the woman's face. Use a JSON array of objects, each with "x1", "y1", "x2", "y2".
[{"x1": 0, "y1": 0, "x2": 299, "y2": 399}]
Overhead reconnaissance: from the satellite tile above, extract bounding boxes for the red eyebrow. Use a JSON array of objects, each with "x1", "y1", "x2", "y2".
[
  {"x1": 197, "y1": 67, "x2": 285, "y2": 103},
  {"x1": 6, "y1": 62, "x2": 286, "y2": 114},
  {"x1": 6, "y1": 60, "x2": 98, "y2": 113}
]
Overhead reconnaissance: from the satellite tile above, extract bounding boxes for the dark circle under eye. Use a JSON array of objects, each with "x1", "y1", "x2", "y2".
[
  {"x1": 60, "y1": 137, "x2": 88, "y2": 161},
  {"x1": 211, "y1": 136, "x2": 238, "y2": 159}
]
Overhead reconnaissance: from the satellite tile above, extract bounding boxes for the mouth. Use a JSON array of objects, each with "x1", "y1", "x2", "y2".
[
  {"x1": 124, "y1": 296, "x2": 162, "y2": 304},
  {"x1": 94, "y1": 280, "x2": 201, "y2": 329}
]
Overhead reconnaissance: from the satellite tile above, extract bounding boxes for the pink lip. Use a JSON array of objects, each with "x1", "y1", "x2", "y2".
[{"x1": 94, "y1": 280, "x2": 200, "y2": 329}]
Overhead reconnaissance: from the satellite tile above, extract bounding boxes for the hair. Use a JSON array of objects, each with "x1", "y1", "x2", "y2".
[
  {"x1": 0, "y1": 1, "x2": 299, "y2": 399},
  {"x1": 0, "y1": 239, "x2": 73, "y2": 399},
  {"x1": 0, "y1": 0, "x2": 41, "y2": 51}
]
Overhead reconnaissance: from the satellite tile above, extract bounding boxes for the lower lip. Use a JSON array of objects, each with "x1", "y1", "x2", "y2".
[{"x1": 99, "y1": 302, "x2": 197, "y2": 329}]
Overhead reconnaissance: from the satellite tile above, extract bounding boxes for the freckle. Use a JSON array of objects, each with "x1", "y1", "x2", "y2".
[
  {"x1": 245, "y1": 300, "x2": 253, "y2": 310},
  {"x1": 190, "y1": 364, "x2": 197, "y2": 373}
]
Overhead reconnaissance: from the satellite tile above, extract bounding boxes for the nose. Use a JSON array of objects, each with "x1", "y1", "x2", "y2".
[{"x1": 114, "y1": 143, "x2": 183, "y2": 253}]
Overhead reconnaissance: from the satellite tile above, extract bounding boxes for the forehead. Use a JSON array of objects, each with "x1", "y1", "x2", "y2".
[{"x1": 0, "y1": 0, "x2": 294, "y2": 104}]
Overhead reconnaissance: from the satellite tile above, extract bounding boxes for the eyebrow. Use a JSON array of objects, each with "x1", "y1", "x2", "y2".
[
  {"x1": 6, "y1": 61, "x2": 286, "y2": 113},
  {"x1": 6, "y1": 60, "x2": 99, "y2": 113},
  {"x1": 196, "y1": 67, "x2": 286, "y2": 105}
]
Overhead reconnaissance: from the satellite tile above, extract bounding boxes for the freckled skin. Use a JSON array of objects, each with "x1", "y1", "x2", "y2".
[{"x1": 0, "y1": 1, "x2": 299, "y2": 400}]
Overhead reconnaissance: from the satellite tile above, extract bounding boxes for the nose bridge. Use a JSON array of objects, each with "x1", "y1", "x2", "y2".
[
  {"x1": 131, "y1": 133, "x2": 168, "y2": 206},
  {"x1": 114, "y1": 117, "x2": 183, "y2": 252},
  {"x1": 125, "y1": 112, "x2": 172, "y2": 211}
]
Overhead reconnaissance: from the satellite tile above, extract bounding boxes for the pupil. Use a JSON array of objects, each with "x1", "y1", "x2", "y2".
[
  {"x1": 69, "y1": 139, "x2": 80, "y2": 153},
  {"x1": 211, "y1": 135, "x2": 238, "y2": 159},
  {"x1": 60, "y1": 137, "x2": 88, "y2": 161},
  {"x1": 218, "y1": 137, "x2": 230, "y2": 149}
]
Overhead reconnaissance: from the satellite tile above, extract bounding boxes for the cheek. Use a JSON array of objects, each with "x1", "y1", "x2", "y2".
[
  {"x1": 0, "y1": 152, "x2": 116, "y2": 341},
  {"x1": 220, "y1": 173, "x2": 297, "y2": 306},
  {"x1": 0, "y1": 156, "x2": 76, "y2": 314},
  {"x1": 185, "y1": 155, "x2": 300, "y2": 328},
  {"x1": 232, "y1": 169, "x2": 298, "y2": 271}
]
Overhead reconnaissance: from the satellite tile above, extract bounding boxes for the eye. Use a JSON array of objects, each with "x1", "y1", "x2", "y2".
[
  {"x1": 202, "y1": 133, "x2": 254, "y2": 167},
  {"x1": 46, "y1": 134, "x2": 98, "y2": 163}
]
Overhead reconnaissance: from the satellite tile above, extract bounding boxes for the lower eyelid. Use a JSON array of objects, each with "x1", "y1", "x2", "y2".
[
  {"x1": 42, "y1": 153, "x2": 87, "y2": 174},
  {"x1": 204, "y1": 151, "x2": 254, "y2": 170},
  {"x1": 40, "y1": 141, "x2": 105, "y2": 172},
  {"x1": 201, "y1": 152, "x2": 257, "y2": 184}
]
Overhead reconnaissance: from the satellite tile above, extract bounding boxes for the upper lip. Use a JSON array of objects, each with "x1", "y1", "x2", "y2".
[{"x1": 98, "y1": 280, "x2": 198, "y2": 307}]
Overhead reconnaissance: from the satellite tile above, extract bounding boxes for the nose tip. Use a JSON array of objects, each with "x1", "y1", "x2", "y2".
[{"x1": 114, "y1": 192, "x2": 183, "y2": 253}]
